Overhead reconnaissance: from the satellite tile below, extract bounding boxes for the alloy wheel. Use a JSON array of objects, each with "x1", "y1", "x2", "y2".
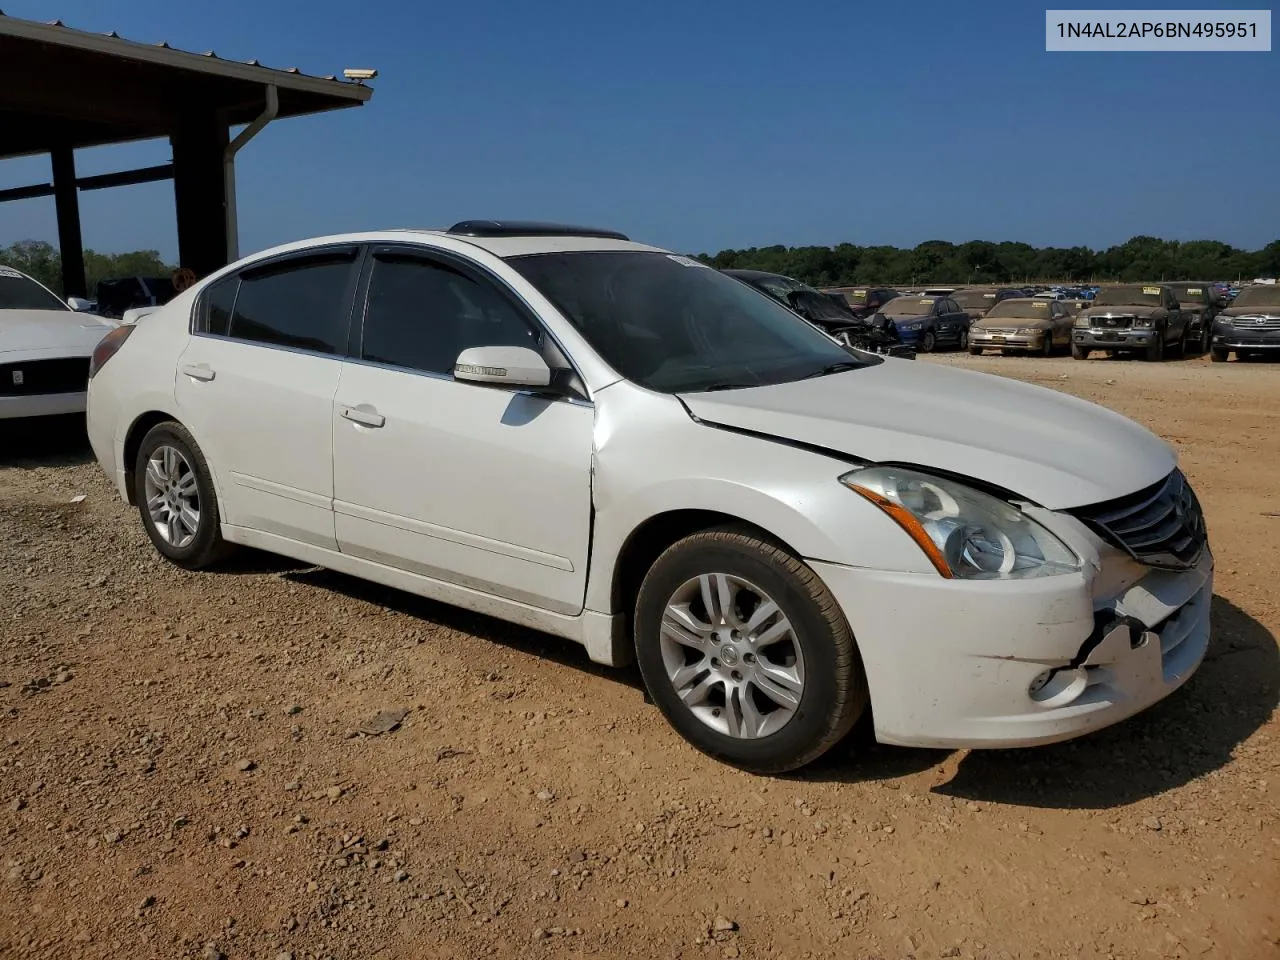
[
  {"x1": 143, "y1": 444, "x2": 201, "y2": 548},
  {"x1": 659, "y1": 573, "x2": 805, "y2": 739}
]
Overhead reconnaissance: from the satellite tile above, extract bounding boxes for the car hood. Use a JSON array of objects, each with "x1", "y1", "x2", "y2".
[
  {"x1": 1081, "y1": 304, "x2": 1165, "y2": 319},
  {"x1": 1220, "y1": 303, "x2": 1280, "y2": 318},
  {"x1": 0, "y1": 309, "x2": 117, "y2": 356},
  {"x1": 678, "y1": 361, "x2": 1174, "y2": 510},
  {"x1": 974, "y1": 316, "x2": 1050, "y2": 330}
]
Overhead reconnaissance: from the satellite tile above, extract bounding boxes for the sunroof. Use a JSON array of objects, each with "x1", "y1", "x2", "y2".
[{"x1": 446, "y1": 220, "x2": 630, "y2": 241}]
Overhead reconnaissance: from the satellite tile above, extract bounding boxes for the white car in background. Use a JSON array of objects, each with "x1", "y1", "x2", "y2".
[
  {"x1": 0, "y1": 266, "x2": 118, "y2": 420},
  {"x1": 84, "y1": 222, "x2": 1213, "y2": 773}
]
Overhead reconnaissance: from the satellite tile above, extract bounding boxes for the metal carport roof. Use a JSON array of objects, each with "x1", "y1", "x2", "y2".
[{"x1": 0, "y1": 12, "x2": 374, "y2": 294}]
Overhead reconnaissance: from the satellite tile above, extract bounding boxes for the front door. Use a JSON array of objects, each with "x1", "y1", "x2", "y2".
[{"x1": 331, "y1": 247, "x2": 594, "y2": 615}]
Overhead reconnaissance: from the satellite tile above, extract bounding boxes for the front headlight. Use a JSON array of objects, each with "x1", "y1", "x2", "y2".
[
  {"x1": 1133, "y1": 317, "x2": 1154, "y2": 328},
  {"x1": 840, "y1": 466, "x2": 1081, "y2": 580},
  {"x1": 900, "y1": 321, "x2": 923, "y2": 331},
  {"x1": 1015, "y1": 327, "x2": 1042, "y2": 337},
  {"x1": 1073, "y1": 315, "x2": 1090, "y2": 328}
]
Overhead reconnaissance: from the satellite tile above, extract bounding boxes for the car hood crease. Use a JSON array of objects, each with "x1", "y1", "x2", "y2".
[{"x1": 678, "y1": 360, "x2": 1174, "y2": 511}]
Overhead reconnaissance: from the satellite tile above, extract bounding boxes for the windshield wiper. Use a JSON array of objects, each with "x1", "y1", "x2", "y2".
[
  {"x1": 802, "y1": 361, "x2": 863, "y2": 379},
  {"x1": 698, "y1": 381, "x2": 762, "y2": 392}
]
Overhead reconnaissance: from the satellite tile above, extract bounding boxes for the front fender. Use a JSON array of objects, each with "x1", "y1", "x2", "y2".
[{"x1": 584, "y1": 382, "x2": 936, "y2": 614}]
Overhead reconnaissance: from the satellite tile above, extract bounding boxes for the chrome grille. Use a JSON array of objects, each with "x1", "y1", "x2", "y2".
[
  {"x1": 1228, "y1": 314, "x2": 1280, "y2": 329},
  {"x1": 1070, "y1": 470, "x2": 1207, "y2": 570},
  {"x1": 1091, "y1": 314, "x2": 1134, "y2": 328}
]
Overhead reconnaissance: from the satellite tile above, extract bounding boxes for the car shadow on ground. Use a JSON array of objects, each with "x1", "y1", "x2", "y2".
[
  {"x1": 802, "y1": 595, "x2": 1278, "y2": 809},
  {"x1": 279, "y1": 566, "x2": 648, "y2": 693},
  {"x1": 230, "y1": 559, "x2": 1277, "y2": 806},
  {"x1": 0, "y1": 414, "x2": 94, "y2": 468}
]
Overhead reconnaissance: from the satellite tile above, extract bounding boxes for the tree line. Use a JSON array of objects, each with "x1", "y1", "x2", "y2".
[
  {"x1": 5, "y1": 234, "x2": 1280, "y2": 296},
  {"x1": 696, "y1": 236, "x2": 1280, "y2": 287},
  {"x1": 0, "y1": 240, "x2": 173, "y2": 296}
]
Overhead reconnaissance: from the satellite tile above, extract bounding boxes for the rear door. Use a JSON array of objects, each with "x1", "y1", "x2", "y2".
[{"x1": 175, "y1": 246, "x2": 362, "y2": 550}]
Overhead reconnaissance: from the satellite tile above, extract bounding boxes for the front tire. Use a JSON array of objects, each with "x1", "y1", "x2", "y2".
[
  {"x1": 1041, "y1": 332, "x2": 1054, "y2": 357},
  {"x1": 920, "y1": 330, "x2": 937, "y2": 353},
  {"x1": 1145, "y1": 335, "x2": 1165, "y2": 362},
  {"x1": 968, "y1": 345, "x2": 982, "y2": 356},
  {"x1": 1210, "y1": 346, "x2": 1229, "y2": 362},
  {"x1": 633, "y1": 526, "x2": 866, "y2": 774},
  {"x1": 134, "y1": 422, "x2": 230, "y2": 570},
  {"x1": 1072, "y1": 344, "x2": 1091, "y2": 360}
]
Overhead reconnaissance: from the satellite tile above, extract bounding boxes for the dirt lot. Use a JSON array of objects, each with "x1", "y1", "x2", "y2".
[{"x1": 1, "y1": 352, "x2": 1277, "y2": 960}]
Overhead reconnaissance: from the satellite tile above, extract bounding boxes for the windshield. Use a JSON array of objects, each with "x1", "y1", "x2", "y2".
[
  {"x1": 1167, "y1": 283, "x2": 1209, "y2": 303},
  {"x1": 882, "y1": 297, "x2": 937, "y2": 317},
  {"x1": 752, "y1": 275, "x2": 813, "y2": 299},
  {"x1": 507, "y1": 251, "x2": 873, "y2": 393},
  {"x1": 1093, "y1": 285, "x2": 1165, "y2": 307},
  {"x1": 984, "y1": 299, "x2": 1050, "y2": 320},
  {"x1": 1232, "y1": 286, "x2": 1280, "y2": 309},
  {"x1": 953, "y1": 289, "x2": 1001, "y2": 309},
  {"x1": 0, "y1": 270, "x2": 68, "y2": 312}
]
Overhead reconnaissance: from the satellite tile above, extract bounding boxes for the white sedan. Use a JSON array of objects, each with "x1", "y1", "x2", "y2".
[
  {"x1": 85, "y1": 222, "x2": 1213, "y2": 772},
  {"x1": 0, "y1": 266, "x2": 118, "y2": 419}
]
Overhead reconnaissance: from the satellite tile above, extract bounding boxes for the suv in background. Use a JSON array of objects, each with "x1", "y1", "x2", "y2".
[
  {"x1": 1209, "y1": 284, "x2": 1280, "y2": 362},
  {"x1": 1164, "y1": 282, "x2": 1220, "y2": 354},
  {"x1": 1072, "y1": 284, "x2": 1188, "y2": 361}
]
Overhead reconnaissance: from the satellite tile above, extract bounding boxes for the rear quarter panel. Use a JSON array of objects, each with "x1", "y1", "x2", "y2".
[{"x1": 86, "y1": 293, "x2": 196, "y2": 500}]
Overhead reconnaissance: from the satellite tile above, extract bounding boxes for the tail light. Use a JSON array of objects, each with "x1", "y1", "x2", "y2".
[{"x1": 88, "y1": 324, "x2": 135, "y2": 378}]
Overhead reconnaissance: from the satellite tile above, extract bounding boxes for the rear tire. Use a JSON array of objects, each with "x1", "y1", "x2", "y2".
[
  {"x1": 633, "y1": 526, "x2": 866, "y2": 774},
  {"x1": 134, "y1": 422, "x2": 230, "y2": 570},
  {"x1": 1210, "y1": 346, "x2": 1229, "y2": 362},
  {"x1": 1071, "y1": 345, "x2": 1090, "y2": 360}
]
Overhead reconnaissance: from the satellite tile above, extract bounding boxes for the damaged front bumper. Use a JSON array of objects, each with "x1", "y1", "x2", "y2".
[{"x1": 808, "y1": 545, "x2": 1213, "y2": 749}]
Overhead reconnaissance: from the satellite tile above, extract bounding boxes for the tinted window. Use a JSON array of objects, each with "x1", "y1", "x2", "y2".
[
  {"x1": 0, "y1": 271, "x2": 68, "y2": 311},
  {"x1": 204, "y1": 277, "x2": 238, "y2": 336},
  {"x1": 361, "y1": 254, "x2": 538, "y2": 375},
  {"x1": 508, "y1": 251, "x2": 870, "y2": 393},
  {"x1": 229, "y1": 255, "x2": 355, "y2": 354}
]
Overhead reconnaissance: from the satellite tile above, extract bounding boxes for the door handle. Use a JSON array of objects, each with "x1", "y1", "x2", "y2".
[
  {"x1": 179, "y1": 361, "x2": 215, "y2": 382},
  {"x1": 340, "y1": 404, "x2": 385, "y2": 428}
]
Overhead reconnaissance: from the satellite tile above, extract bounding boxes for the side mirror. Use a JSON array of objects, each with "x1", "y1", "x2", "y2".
[
  {"x1": 67, "y1": 297, "x2": 95, "y2": 313},
  {"x1": 453, "y1": 345, "x2": 551, "y2": 388}
]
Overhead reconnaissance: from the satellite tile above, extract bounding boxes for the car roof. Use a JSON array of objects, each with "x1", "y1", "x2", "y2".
[{"x1": 227, "y1": 228, "x2": 669, "y2": 266}]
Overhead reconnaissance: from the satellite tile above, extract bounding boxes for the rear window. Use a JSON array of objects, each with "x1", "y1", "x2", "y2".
[{"x1": 0, "y1": 269, "x2": 68, "y2": 312}]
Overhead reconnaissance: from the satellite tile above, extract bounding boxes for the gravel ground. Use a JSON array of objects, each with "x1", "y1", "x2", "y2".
[{"x1": 1, "y1": 352, "x2": 1277, "y2": 960}]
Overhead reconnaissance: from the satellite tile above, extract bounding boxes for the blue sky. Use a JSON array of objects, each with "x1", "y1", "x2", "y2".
[{"x1": 1, "y1": 0, "x2": 1276, "y2": 260}]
